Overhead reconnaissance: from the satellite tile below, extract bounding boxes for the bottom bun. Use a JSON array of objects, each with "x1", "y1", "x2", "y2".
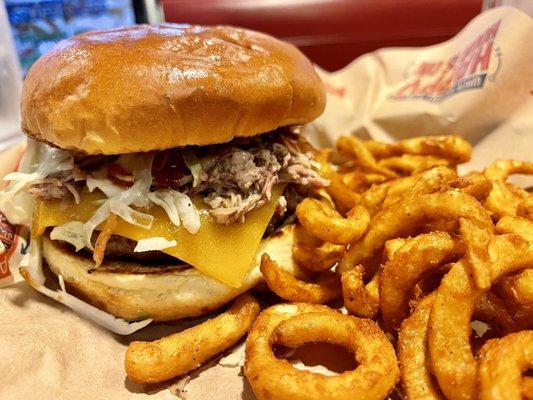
[{"x1": 43, "y1": 225, "x2": 298, "y2": 322}]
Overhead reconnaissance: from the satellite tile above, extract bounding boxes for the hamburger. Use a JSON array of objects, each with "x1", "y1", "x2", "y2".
[{"x1": 0, "y1": 25, "x2": 327, "y2": 331}]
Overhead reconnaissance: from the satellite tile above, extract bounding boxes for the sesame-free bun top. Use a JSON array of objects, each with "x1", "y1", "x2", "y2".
[{"x1": 21, "y1": 24, "x2": 325, "y2": 155}]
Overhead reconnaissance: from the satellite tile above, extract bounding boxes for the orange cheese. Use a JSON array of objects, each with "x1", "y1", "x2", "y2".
[{"x1": 33, "y1": 187, "x2": 283, "y2": 287}]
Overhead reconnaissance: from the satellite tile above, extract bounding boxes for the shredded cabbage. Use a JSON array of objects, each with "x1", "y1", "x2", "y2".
[
  {"x1": 50, "y1": 221, "x2": 87, "y2": 251},
  {"x1": 20, "y1": 237, "x2": 152, "y2": 334},
  {"x1": 86, "y1": 177, "x2": 123, "y2": 198},
  {"x1": 183, "y1": 153, "x2": 202, "y2": 188},
  {"x1": 148, "y1": 189, "x2": 200, "y2": 234},
  {"x1": 148, "y1": 190, "x2": 181, "y2": 227},
  {"x1": 0, "y1": 171, "x2": 42, "y2": 205},
  {"x1": 2, "y1": 141, "x2": 202, "y2": 251},
  {"x1": 83, "y1": 155, "x2": 155, "y2": 247},
  {"x1": 0, "y1": 240, "x2": 5, "y2": 254},
  {"x1": 134, "y1": 237, "x2": 177, "y2": 252},
  {"x1": 0, "y1": 140, "x2": 74, "y2": 225},
  {"x1": 109, "y1": 199, "x2": 154, "y2": 228}
]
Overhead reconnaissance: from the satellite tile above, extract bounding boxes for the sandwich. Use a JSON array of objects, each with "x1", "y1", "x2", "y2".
[{"x1": 0, "y1": 24, "x2": 327, "y2": 332}]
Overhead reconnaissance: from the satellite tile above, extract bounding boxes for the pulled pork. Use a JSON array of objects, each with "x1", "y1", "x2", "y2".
[
  {"x1": 28, "y1": 169, "x2": 84, "y2": 203},
  {"x1": 28, "y1": 132, "x2": 328, "y2": 225},
  {"x1": 194, "y1": 140, "x2": 328, "y2": 224}
]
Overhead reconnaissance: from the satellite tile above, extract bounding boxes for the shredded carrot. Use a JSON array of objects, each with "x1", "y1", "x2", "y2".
[{"x1": 93, "y1": 214, "x2": 118, "y2": 268}]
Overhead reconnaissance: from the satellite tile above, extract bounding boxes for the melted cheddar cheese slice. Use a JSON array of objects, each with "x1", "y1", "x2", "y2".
[{"x1": 32, "y1": 187, "x2": 283, "y2": 288}]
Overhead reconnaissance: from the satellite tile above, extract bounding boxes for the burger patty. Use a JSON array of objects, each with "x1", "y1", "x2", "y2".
[
  {"x1": 85, "y1": 234, "x2": 179, "y2": 265},
  {"x1": 49, "y1": 235, "x2": 190, "y2": 274}
]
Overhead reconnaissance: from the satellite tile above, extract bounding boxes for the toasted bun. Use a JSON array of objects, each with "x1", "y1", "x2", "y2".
[
  {"x1": 43, "y1": 225, "x2": 299, "y2": 322},
  {"x1": 21, "y1": 25, "x2": 325, "y2": 155}
]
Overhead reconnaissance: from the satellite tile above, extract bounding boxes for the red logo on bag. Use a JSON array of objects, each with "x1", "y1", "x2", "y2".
[
  {"x1": 0, "y1": 212, "x2": 17, "y2": 279},
  {"x1": 391, "y1": 20, "x2": 502, "y2": 102}
]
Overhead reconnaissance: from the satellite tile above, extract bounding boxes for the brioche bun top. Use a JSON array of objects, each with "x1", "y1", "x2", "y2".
[{"x1": 21, "y1": 24, "x2": 325, "y2": 155}]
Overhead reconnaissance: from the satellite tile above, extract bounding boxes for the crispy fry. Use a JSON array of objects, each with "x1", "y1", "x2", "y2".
[
  {"x1": 292, "y1": 240, "x2": 345, "y2": 272},
  {"x1": 428, "y1": 235, "x2": 533, "y2": 400},
  {"x1": 495, "y1": 268, "x2": 533, "y2": 329},
  {"x1": 319, "y1": 161, "x2": 361, "y2": 214},
  {"x1": 473, "y1": 292, "x2": 517, "y2": 336},
  {"x1": 340, "y1": 170, "x2": 388, "y2": 192},
  {"x1": 398, "y1": 293, "x2": 442, "y2": 400},
  {"x1": 524, "y1": 377, "x2": 533, "y2": 400},
  {"x1": 125, "y1": 293, "x2": 259, "y2": 384},
  {"x1": 378, "y1": 154, "x2": 450, "y2": 175},
  {"x1": 496, "y1": 215, "x2": 533, "y2": 242},
  {"x1": 363, "y1": 135, "x2": 471, "y2": 163},
  {"x1": 484, "y1": 160, "x2": 533, "y2": 220},
  {"x1": 479, "y1": 331, "x2": 533, "y2": 400},
  {"x1": 517, "y1": 196, "x2": 533, "y2": 221},
  {"x1": 336, "y1": 135, "x2": 398, "y2": 178},
  {"x1": 260, "y1": 254, "x2": 341, "y2": 304},
  {"x1": 453, "y1": 172, "x2": 492, "y2": 201},
  {"x1": 383, "y1": 237, "x2": 408, "y2": 258},
  {"x1": 339, "y1": 190, "x2": 493, "y2": 272},
  {"x1": 459, "y1": 218, "x2": 493, "y2": 289},
  {"x1": 371, "y1": 166, "x2": 458, "y2": 210},
  {"x1": 496, "y1": 269, "x2": 533, "y2": 310},
  {"x1": 359, "y1": 184, "x2": 389, "y2": 215},
  {"x1": 245, "y1": 303, "x2": 399, "y2": 400},
  {"x1": 514, "y1": 304, "x2": 533, "y2": 330},
  {"x1": 341, "y1": 266, "x2": 380, "y2": 318},
  {"x1": 296, "y1": 198, "x2": 370, "y2": 245},
  {"x1": 380, "y1": 232, "x2": 464, "y2": 331}
]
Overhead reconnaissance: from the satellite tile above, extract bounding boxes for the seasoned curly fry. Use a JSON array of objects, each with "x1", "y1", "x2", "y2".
[
  {"x1": 454, "y1": 172, "x2": 493, "y2": 201},
  {"x1": 339, "y1": 190, "x2": 493, "y2": 272},
  {"x1": 380, "y1": 232, "x2": 464, "y2": 331},
  {"x1": 484, "y1": 159, "x2": 533, "y2": 220},
  {"x1": 319, "y1": 161, "x2": 361, "y2": 214},
  {"x1": 479, "y1": 331, "x2": 533, "y2": 400},
  {"x1": 459, "y1": 218, "x2": 493, "y2": 289},
  {"x1": 523, "y1": 377, "x2": 533, "y2": 400},
  {"x1": 429, "y1": 235, "x2": 533, "y2": 400},
  {"x1": 496, "y1": 216, "x2": 533, "y2": 242},
  {"x1": 296, "y1": 198, "x2": 370, "y2": 245},
  {"x1": 340, "y1": 170, "x2": 388, "y2": 192},
  {"x1": 363, "y1": 135, "x2": 471, "y2": 163},
  {"x1": 378, "y1": 154, "x2": 451, "y2": 175},
  {"x1": 359, "y1": 184, "x2": 389, "y2": 216},
  {"x1": 336, "y1": 135, "x2": 398, "y2": 178},
  {"x1": 125, "y1": 293, "x2": 259, "y2": 384},
  {"x1": 496, "y1": 269, "x2": 533, "y2": 310},
  {"x1": 292, "y1": 240, "x2": 345, "y2": 272},
  {"x1": 341, "y1": 266, "x2": 380, "y2": 318},
  {"x1": 473, "y1": 292, "x2": 517, "y2": 336},
  {"x1": 260, "y1": 254, "x2": 341, "y2": 304},
  {"x1": 245, "y1": 303, "x2": 399, "y2": 400},
  {"x1": 400, "y1": 292, "x2": 516, "y2": 400},
  {"x1": 517, "y1": 196, "x2": 533, "y2": 220},
  {"x1": 371, "y1": 166, "x2": 457, "y2": 209},
  {"x1": 398, "y1": 293, "x2": 441, "y2": 400}
]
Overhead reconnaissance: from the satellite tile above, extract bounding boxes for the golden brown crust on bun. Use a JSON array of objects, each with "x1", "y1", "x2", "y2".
[
  {"x1": 43, "y1": 225, "x2": 299, "y2": 321},
  {"x1": 21, "y1": 25, "x2": 325, "y2": 155}
]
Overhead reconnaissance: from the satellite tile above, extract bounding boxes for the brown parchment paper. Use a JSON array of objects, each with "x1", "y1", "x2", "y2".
[{"x1": 0, "y1": 6, "x2": 532, "y2": 400}]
